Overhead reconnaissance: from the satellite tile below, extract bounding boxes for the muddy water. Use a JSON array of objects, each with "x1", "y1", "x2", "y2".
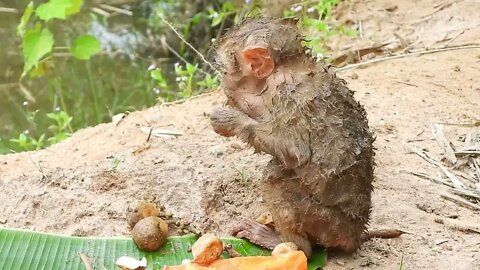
[{"x1": 0, "y1": 0, "x2": 174, "y2": 153}]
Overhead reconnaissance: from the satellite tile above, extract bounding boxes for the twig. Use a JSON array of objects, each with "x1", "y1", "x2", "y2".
[
  {"x1": 18, "y1": 83, "x2": 36, "y2": 103},
  {"x1": 444, "y1": 29, "x2": 467, "y2": 47},
  {"x1": 160, "y1": 17, "x2": 218, "y2": 74},
  {"x1": 473, "y1": 158, "x2": 480, "y2": 181},
  {"x1": 162, "y1": 41, "x2": 210, "y2": 76},
  {"x1": 90, "y1": 7, "x2": 111, "y2": 17},
  {"x1": 393, "y1": 80, "x2": 418, "y2": 87},
  {"x1": 98, "y1": 4, "x2": 132, "y2": 16},
  {"x1": 79, "y1": 253, "x2": 94, "y2": 270},
  {"x1": 400, "y1": 169, "x2": 454, "y2": 188},
  {"x1": 441, "y1": 193, "x2": 480, "y2": 211},
  {"x1": 336, "y1": 45, "x2": 480, "y2": 72},
  {"x1": 450, "y1": 188, "x2": 480, "y2": 200},
  {"x1": 434, "y1": 217, "x2": 480, "y2": 234},
  {"x1": 0, "y1": 83, "x2": 19, "y2": 90},
  {"x1": 0, "y1": 7, "x2": 18, "y2": 13},
  {"x1": 455, "y1": 150, "x2": 480, "y2": 156},
  {"x1": 417, "y1": 1, "x2": 453, "y2": 21},
  {"x1": 463, "y1": 128, "x2": 479, "y2": 150},
  {"x1": 410, "y1": 147, "x2": 466, "y2": 189},
  {"x1": 30, "y1": 158, "x2": 48, "y2": 183},
  {"x1": 436, "y1": 120, "x2": 480, "y2": 127},
  {"x1": 428, "y1": 1, "x2": 453, "y2": 16},
  {"x1": 432, "y1": 123, "x2": 457, "y2": 164}
]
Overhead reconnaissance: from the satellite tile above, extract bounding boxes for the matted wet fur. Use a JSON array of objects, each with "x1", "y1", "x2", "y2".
[{"x1": 210, "y1": 18, "x2": 375, "y2": 257}]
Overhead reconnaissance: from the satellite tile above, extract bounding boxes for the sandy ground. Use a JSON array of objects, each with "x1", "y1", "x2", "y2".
[{"x1": 1, "y1": 0, "x2": 480, "y2": 269}]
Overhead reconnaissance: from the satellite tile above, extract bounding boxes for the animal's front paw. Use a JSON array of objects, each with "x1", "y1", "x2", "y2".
[
  {"x1": 277, "y1": 144, "x2": 310, "y2": 169},
  {"x1": 210, "y1": 107, "x2": 245, "y2": 137}
]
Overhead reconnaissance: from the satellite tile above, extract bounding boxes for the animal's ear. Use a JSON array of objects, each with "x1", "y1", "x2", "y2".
[{"x1": 242, "y1": 47, "x2": 275, "y2": 79}]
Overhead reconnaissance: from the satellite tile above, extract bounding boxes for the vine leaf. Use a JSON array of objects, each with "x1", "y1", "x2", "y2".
[
  {"x1": 36, "y1": 0, "x2": 75, "y2": 21},
  {"x1": 22, "y1": 28, "x2": 54, "y2": 77},
  {"x1": 17, "y1": 1, "x2": 34, "y2": 37},
  {"x1": 66, "y1": 0, "x2": 84, "y2": 16},
  {"x1": 71, "y1": 35, "x2": 101, "y2": 60}
]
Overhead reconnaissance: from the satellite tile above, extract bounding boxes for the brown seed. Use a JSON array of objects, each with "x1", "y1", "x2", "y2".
[{"x1": 131, "y1": 217, "x2": 168, "y2": 252}]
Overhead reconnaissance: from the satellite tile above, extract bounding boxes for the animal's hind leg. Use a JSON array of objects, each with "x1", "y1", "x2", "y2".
[
  {"x1": 231, "y1": 159, "x2": 312, "y2": 256},
  {"x1": 262, "y1": 159, "x2": 312, "y2": 257}
]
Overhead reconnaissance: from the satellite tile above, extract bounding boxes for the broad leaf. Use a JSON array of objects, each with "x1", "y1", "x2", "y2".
[
  {"x1": 16, "y1": 1, "x2": 34, "y2": 37},
  {"x1": 70, "y1": 35, "x2": 101, "y2": 60},
  {"x1": 65, "y1": 0, "x2": 84, "y2": 15},
  {"x1": 36, "y1": 0, "x2": 74, "y2": 21},
  {"x1": 0, "y1": 228, "x2": 326, "y2": 269},
  {"x1": 22, "y1": 28, "x2": 54, "y2": 77}
]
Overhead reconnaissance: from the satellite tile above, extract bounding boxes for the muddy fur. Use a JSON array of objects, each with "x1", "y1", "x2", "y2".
[{"x1": 210, "y1": 18, "x2": 374, "y2": 256}]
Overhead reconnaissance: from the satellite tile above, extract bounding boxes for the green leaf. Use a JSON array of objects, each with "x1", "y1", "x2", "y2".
[
  {"x1": 151, "y1": 69, "x2": 164, "y2": 81},
  {"x1": 190, "y1": 12, "x2": 205, "y2": 25},
  {"x1": 22, "y1": 28, "x2": 54, "y2": 77},
  {"x1": 0, "y1": 227, "x2": 326, "y2": 269},
  {"x1": 151, "y1": 69, "x2": 168, "y2": 88},
  {"x1": 65, "y1": 0, "x2": 84, "y2": 15},
  {"x1": 17, "y1": 1, "x2": 34, "y2": 37},
  {"x1": 70, "y1": 35, "x2": 101, "y2": 60},
  {"x1": 185, "y1": 63, "x2": 197, "y2": 74},
  {"x1": 29, "y1": 60, "x2": 49, "y2": 77},
  {"x1": 36, "y1": 0, "x2": 74, "y2": 21}
]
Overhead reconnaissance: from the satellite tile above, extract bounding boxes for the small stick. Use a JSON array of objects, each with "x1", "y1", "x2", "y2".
[
  {"x1": 160, "y1": 17, "x2": 218, "y2": 74},
  {"x1": 436, "y1": 121, "x2": 480, "y2": 127},
  {"x1": 434, "y1": 218, "x2": 480, "y2": 234},
  {"x1": 444, "y1": 29, "x2": 467, "y2": 47},
  {"x1": 455, "y1": 150, "x2": 480, "y2": 156},
  {"x1": 473, "y1": 158, "x2": 480, "y2": 180},
  {"x1": 401, "y1": 170, "x2": 454, "y2": 187},
  {"x1": 431, "y1": 123, "x2": 457, "y2": 164},
  {"x1": 0, "y1": 7, "x2": 18, "y2": 13},
  {"x1": 463, "y1": 128, "x2": 479, "y2": 150},
  {"x1": 163, "y1": 41, "x2": 210, "y2": 76},
  {"x1": 439, "y1": 165, "x2": 467, "y2": 189},
  {"x1": 393, "y1": 80, "x2": 418, "y2": 87},
  {"x1": 421, "y1": 1, "x2": 453, "y2": 19},
  {"x1": 441, "y1": 193, "x2": 480, "y2": 211},
  {"x1": 336, "y1": 45, "x2": 480, "y2": 72},
  {"x1": 98, "y1": 4, "x2": 133, "y2": 16},
  {"x1": 410, "y1": 147, "x2": 466, "y2": 189},
  {"x1": 79, "y1": 253, "x2": 94, "y2": 270},
  {"x1": 450, "y1": 188, "x2": 480, "y2": 200},
  {"x1": 90, "y1": 7, "x2": 110, "y2": 17}
]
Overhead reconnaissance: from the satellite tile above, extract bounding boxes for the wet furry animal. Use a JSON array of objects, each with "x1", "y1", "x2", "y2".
[{"x1": 210, "y1": 18, "x2": 377, "y2": 257}]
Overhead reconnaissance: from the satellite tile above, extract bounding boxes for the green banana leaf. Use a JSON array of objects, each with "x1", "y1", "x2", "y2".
[{"x1": 0, "y1": 227, "x2": 326, "y2": 270}]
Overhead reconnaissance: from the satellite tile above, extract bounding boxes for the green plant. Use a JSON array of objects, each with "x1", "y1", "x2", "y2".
[
  {"x1": 111, "y1": 157, "x2": 122, "y2": 170},
  {"x1": 175, "y1": 63, "x2": 198, "y2": 98},
  {"x1": 46, "y1": 110, "x2": 73, "y2": 144},
  {"x1": 281, "y1": 0, "x2": 359, "y2": 55},
  {"x1": 150, "y1": 63, "x2": 219, "y2": 101},
  {"x1": 198, "y1": 73, "x2": 219, "y2": 89},
  {"x1": 10, "y1": 133, "x2": 46, "y2": 152},
  {"x1": 18, "y1": 0, "x2": 101, "y2": 78},
  {"x1": 3, "y1": 0, "x2": 356, "y2": 155},
  {"x1": 9, "y1": 110, "x2": 73, "y2": 152}
]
